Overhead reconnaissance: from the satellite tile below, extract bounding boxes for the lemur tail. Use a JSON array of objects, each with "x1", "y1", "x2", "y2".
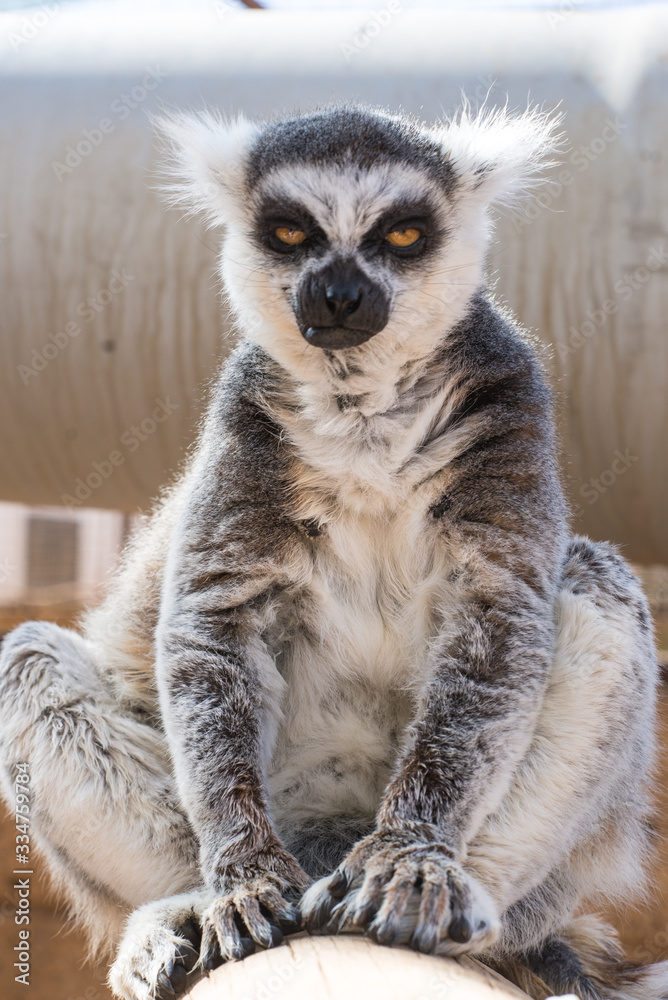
[{"x1": 487, "y1": 916, "x2": 668, "y2": 1000}]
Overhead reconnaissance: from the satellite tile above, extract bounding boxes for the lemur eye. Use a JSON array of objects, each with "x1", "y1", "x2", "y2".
[
  {"x1": 385, "y1": 227, "x2": 421, "y2": 248},
  {"x1": 274, "y1": 226, "x2": 306, "y2": 246}
]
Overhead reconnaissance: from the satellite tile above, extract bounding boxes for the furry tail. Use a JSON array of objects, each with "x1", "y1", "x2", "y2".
[{"x1": 486, "y1": 916, "x2": 668, "y2": 1000}]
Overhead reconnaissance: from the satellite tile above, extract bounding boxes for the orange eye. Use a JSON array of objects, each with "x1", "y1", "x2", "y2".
[
  {"x1": 275, "y1": 226, "x2": 306, "y2": 245},
  {"x1": 385, "y1": 227, "x2": 421, "y2": 248}
]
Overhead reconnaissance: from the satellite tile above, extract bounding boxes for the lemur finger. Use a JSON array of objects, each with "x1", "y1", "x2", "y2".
[
  {"x1": 411, "y1": 871, "x2": 449, "y2": 954},
  {"x1": 168, "y1": 964, "x2": 189, "y2": 995},
  {"x1": 235, "y1": 935, "x2": 257, "y2": 960},
  {"x1": 258, "y1": 888, "x2": 302, "y2": 933},
  {"x1": 326, "y1": 861, "x2": 362, "y2": 903},
  {"x1": 301, "y1": 875, "x2": 341, "y2": 932},
  {"x1": 327, "y1": 869, "x2": 350, "y2": 898},
  {"x1": 349, "y1": 870, "x2": 387, "y2": 927},
  {"x1": 199, "y1": 930, "x2": 222, "y2": 973},
  {"x1": 370, "y1": 874, "x2": 416, "y2": 945},
  {"x1": 156, "y1": 938, "x2": 199, "y2": 999},
  {"x1": 236, "y1": 895, "x2": 280, "y2": 949},
  {"x1": 200, "y1": 924, "x2": 222, "y2": 969},
  {"x1": 156, "y1": 971, "x2": 176, "y2": 998},
  {"x1": 445, "y1": 869, "x2": 473, "y2": 944},
  {"x1": 332, "y1": 831, "x2": 382, "y2": 885},
  {"x1": 203, "y1": 899, "x2": 245, "y2": 962}
]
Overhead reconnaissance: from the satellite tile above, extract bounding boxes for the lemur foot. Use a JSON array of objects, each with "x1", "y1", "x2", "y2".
[
  {"x1": 110, "y1": 857, "x2": 309, "y2": 999},
  {"x1": 301, "y1": 829, "x2": 500, "y2": 956},
  {"x1": 109, "y1": 892, "x2": 205, "y2": 1000}
]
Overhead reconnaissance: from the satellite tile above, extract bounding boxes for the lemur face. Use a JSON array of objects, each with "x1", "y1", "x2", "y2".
[
  {"x1": 252, "y1": 186, "x2": 448, "y2": 351},
  {"x1": 239, "y1": 109, "x2": 459, "y2": 355},
  {"x1": 159, "y1": 103, "x2": 558, "y2": 368},
  {"x1": 241, "y1": 110, "x2": 459, "y2": 352}
]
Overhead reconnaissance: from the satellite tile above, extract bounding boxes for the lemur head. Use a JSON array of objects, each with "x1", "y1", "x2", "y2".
[{"x1": 158, "y1": 103, "x2": 557, "y2": 376}]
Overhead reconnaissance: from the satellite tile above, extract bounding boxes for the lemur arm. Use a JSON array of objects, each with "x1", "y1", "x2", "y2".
[
  {"x1": 368, "y1": 306, "x2": 569, "y2": 856},
  {"x1": 157, "y1": 529, "x2": 296, "y2": 893},
  {"x1": 379, "y1": 449, "x2": 564, "y2": 854},
  {"x1": 155, "y1": 357, "x2": 308, "y2": 898},
  {"x1": 377, "y1": 364, "x2": 567, "y2": 854}
]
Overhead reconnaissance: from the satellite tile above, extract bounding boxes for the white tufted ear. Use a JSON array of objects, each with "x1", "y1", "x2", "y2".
[
  {"x1": 154, "y1": 110, "x2": 261, "y2": 227},
  {"x1": 431, "y1": 102, "x2": 563, "y2": 210}
]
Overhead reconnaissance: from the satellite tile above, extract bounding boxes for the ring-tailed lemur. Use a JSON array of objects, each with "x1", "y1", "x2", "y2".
[{"x1": 0, "y1": 104, "x2": 664, "y2": 1000}]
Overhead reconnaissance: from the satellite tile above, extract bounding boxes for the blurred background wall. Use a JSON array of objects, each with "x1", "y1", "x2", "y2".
[{"x1": 1, "y1": 0, "x2": 668, "y2": 559}]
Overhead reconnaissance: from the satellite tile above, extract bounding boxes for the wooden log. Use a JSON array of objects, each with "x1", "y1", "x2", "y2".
[{"x1": 185, "y1": 934, "x2": 530, "y2": 1000}]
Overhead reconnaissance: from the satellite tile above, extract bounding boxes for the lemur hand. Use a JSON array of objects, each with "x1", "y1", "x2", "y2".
[
  {"x1": 201, "y1": 843, "x2": 311, "y2": 966},
  {"x1": 300, "y1": 827, "x2": 499, "y2": 955}
]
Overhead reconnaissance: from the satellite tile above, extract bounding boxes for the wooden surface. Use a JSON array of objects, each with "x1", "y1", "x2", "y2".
[{"x1": 185, "y1": 934, "x2": 528, "y2": 1000}]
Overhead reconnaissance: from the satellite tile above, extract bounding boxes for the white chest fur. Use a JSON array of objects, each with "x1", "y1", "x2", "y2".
[
  {"x1": 261, "y1": 355, "x2": 483, "y2": 827},
  {"x1": 266, "y1": 497, "x2": 459, "y2": 828}
]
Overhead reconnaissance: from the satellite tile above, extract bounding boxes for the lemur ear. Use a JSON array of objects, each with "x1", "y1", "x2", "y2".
[
  {"x1": 154, "y1": 110, "x2": 260, "y2": 227},
  {"x1": 432, "y1": 103, "x2": 563, "y2": 210}
]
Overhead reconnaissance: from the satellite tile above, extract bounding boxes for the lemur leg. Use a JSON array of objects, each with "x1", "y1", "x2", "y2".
[
  {"x1": 0, "y1": 621, "x2": 204, "y2": 999},
  {"x1": 303, "y1": 536, "x2": 659, "y2": 998},
  {"x1": 458, "y1": 538, "x2": 662, "y2": 1000},
  {"x1": 467, "y1": 537, "x2": 656, "y2": 945}
]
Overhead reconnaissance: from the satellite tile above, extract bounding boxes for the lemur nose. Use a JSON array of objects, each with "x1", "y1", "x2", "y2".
[
  {"x1": 295, "y1": 262, "x2": 390, "y2": 348},
  {"x1": 324, "y1": 281, "x2": 364, "y2": 320}
]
